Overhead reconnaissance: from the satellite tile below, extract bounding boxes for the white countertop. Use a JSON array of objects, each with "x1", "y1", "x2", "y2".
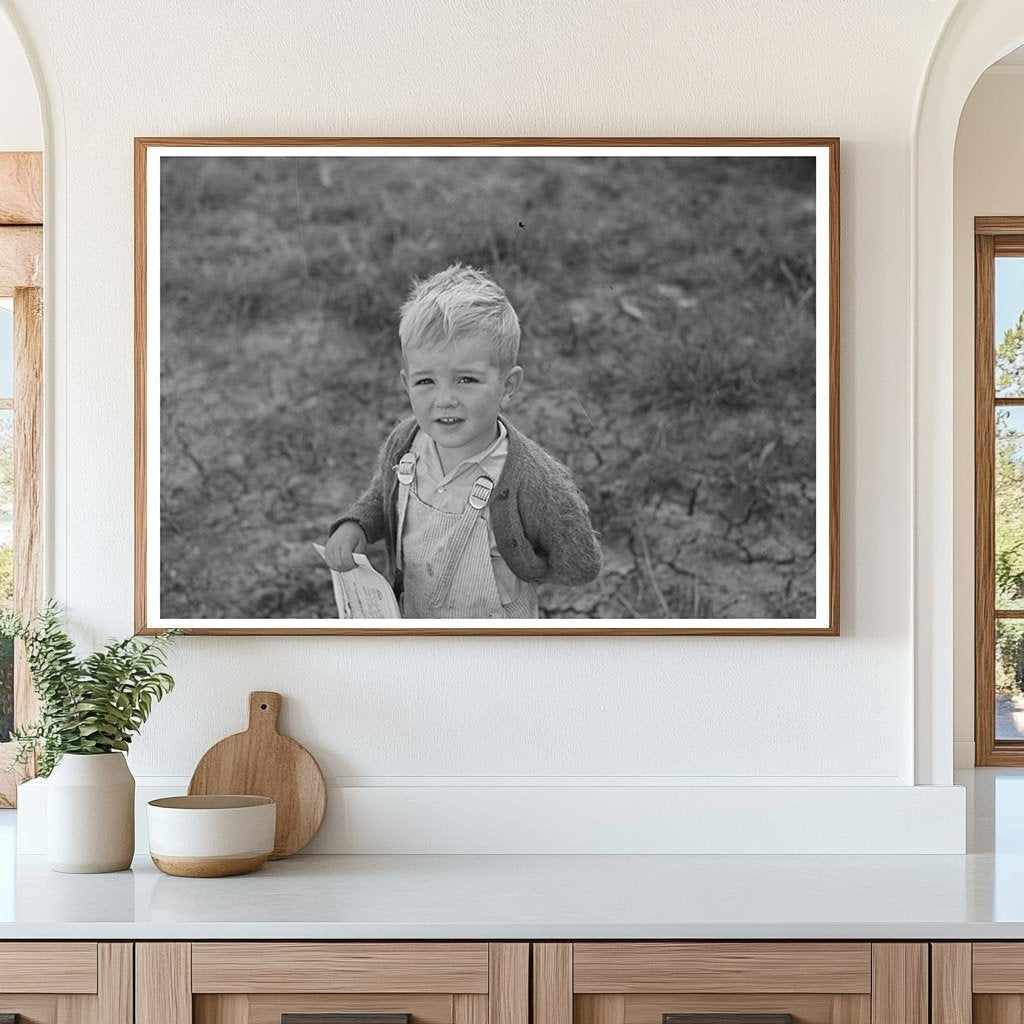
[
  {"x1": 1, "y1": 768, "x2": 1022, "y2": 941},
  {"x1": 0, "y1": 848, "x2": 1021, "y2": 940}
]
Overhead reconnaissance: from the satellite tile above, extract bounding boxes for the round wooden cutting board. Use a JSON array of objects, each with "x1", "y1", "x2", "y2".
[{"x1": 188, "y1": 691, "x2": 327, "y2": 859}]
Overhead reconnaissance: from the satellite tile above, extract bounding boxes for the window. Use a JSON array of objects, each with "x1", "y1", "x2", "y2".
[
  {"x1": 976, "y1": 219, "x2": 1024, "y2": 764},
  {"x1": 0, "y1": 152, "x2": 43, "y2": 806}
]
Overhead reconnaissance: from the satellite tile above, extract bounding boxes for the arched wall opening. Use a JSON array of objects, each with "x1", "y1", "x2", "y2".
[
  {"x1": 952, "y1": 47, "x2": 1024, "y2": 768},
  {"x1": 914, "y1": 1, "x2": 1024, "y2": 785}
]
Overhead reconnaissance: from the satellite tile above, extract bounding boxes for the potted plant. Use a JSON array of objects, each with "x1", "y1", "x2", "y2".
[{"x1": 2, "y1": 602, "x2": 180, "y2": 873}]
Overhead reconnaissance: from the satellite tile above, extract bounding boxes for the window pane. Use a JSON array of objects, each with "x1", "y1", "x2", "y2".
[
  {"x1": 997, "y1": 619, "x2": 1024, "y2": 740},
  {"x1": 0, "y1": 303, "x2": 12, "y2": 398},
  {"x1": 0, "y1": 409, "x2": 11, "y2": 742},
  {"x1": 997, "y1": 407, "x2": 1024, "y2": 610},
  {"x1": 996, "y1": 256, "x2": 1024, "y2": 397}
]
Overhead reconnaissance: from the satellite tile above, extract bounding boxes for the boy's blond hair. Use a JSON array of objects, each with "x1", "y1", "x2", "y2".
[{"x1": 398, "y1": 264, "x2": 520, "y2": 369}]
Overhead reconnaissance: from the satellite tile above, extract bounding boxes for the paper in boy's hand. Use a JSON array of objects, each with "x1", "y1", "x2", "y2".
[{"x1": 313, "y1": 544, "x2": 402, "y2": 619}]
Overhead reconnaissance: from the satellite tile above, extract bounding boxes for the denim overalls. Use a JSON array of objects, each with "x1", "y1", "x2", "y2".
[{"x1": 394, "y1": 452, "x2": 535, "y2": 619}]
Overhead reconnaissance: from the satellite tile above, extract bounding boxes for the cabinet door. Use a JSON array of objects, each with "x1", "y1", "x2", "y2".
[
  {"x1": 0, "y1": 942, "x2": 131, "y2": 1024},
  {"x1": 137, "y1": 943, "x2": 528, "y2": 1024},
  {"x1": 941, "y1": 942, "x2": 1024, "y2": 1024},
  {"x1": 533, "y1": 944, "x2": 927, "y2": 1024}
]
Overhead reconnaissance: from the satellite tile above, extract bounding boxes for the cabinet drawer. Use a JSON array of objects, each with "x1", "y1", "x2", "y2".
[
  {"x1": 0, "y1": 943, "x2": 130, "y2": 1024},
  {"x1": 973, "y1": 944, "x2": 1024, "y2": 992},
  {"x1": 534, "y1": 944, "x2": 926, "y2": 1024},
  {"x1": 139, "y1": 942, "x2": 528, "y2": 1024},
  {"x1": 0, "y1": 942, "x2": 98, "y2": 993},
  {"x1": 570, "y1": 943, "x2": 872, "y2": 1024}
]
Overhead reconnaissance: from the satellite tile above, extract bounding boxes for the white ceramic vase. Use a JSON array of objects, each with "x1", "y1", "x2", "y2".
[{"x1": 46, "y1": 752, "x2": 135, "y2": 873}]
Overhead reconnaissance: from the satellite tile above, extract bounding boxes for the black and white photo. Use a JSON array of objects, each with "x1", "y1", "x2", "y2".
[{"x1": 136, "y1": 139, "x2": 838, "y2": 634}]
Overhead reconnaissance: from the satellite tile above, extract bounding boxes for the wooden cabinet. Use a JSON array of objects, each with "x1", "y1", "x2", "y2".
[
  {"x1": 0, "y1": 938, "x2": 957, "y2": 1024},
  {"x1": 0, "y1": 943, "x2": 132, "y2": 1024},
  {"x1": 926, "y1": 943, "x2": 1024, "y2": 1024},
  {"x1": 532, "y1": 944, "x2": 929, "y2": 1024},
  {"x1": 136, "y1": 944, "x2": 528, "y2": 1024},
  {"x1": 932, "y1": 943, "x2": 1024, "y2": 1024}
]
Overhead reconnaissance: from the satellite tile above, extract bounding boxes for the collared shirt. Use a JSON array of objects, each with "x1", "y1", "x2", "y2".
[{"x1": 407, "y1": 422, "x2": 538, "y2": 613}]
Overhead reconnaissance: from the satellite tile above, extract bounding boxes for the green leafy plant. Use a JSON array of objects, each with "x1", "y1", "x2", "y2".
[{"x1": 0, "y1": 602, "x2": 181, "y2": 777}]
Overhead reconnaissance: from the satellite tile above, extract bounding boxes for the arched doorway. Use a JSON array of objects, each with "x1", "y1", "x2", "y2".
[{"x1": 914, "y1": 1, "x2": 1024, "y2": 785}]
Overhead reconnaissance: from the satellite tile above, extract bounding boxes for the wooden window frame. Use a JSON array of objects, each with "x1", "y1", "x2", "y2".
[
  {"x1": 975, "y1": 217, "x2": 1024, "y2": 765},
  {"x1": 0, "y1": 151, "x2": 43, "y2": 806}
]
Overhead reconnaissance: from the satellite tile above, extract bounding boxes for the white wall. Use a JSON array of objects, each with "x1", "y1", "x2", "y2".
[
  {"x1": 0, "y1": 9, "x2": 40, "y2": 151},
  {"x1": 3, "y1": 0, "x2": 971, "y2": 852},
  {"x1": 953, "y1": 66, "x2": 1024, "y2": 767}
]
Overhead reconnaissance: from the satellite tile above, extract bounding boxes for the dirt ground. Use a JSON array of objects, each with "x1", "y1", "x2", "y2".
[{"x1": 158, "y1": 154, "x2": 819, "y2": 620}]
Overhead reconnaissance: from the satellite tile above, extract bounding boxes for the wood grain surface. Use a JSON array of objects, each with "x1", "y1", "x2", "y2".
[
  {"x1": 973, "y1": 994, "x2": 1024, "y2": 1024},
  {"x1": 195, "y1": 994, "x2": 248, "y2": 1024},
  {"x1": 976, "y1": 229, "x2": 998, "y2": 765},
  {"x1": 188, "y1": 691, "x2": 326, "y2": 858},
  {"x1": 0, "y1": 153, "x2": 42, "y2": 225},
  {"x1": 534, "y1": 944, "x2": 572, "y2": 1024},
  {"x1": 151, "y1": 852, "x2": 269, "y2": 877},
  {"x1": 489, "y1": 944, "x2": 529, "y2": 1024},
  {"x1": 136, "y1": 943, "x2": 191, "y2": 1024},
  {"x1": 931, "y1": 944, "x2": 971, "y2": 1024},
  {"x1": 0, "y1": 943, "x2": 97, "y2": 993},
  {"x1": 55, "y1": 993, "x2": 95, "y2": 1024},
  {"x1": 977, "y1": 217, "x2": 1024, "y2": 236},
  {"x1": 973, "y1": 943, "x2": 1024, "y2": 992},
  {"x1": 0, "y1": 226, "x2": 41, "y2": 295},
  {"x1": 453, "y1": 995, "x2": 487, "y2": 1024},
  {"x1": 573, "y1": 943, "x2": 871, "y2": 994},
  {"x1": 98, "y1": 945, "x2": 133, "y2": 1024},
  {"x1": 576, "y1": 996, "x2": 626, "y2": 1024},
  {"x1": 191, "y1": 942, "x2": 489, "y2": 994},
  {"x1": 870, "y1": 945, "x2": 927, "y2": 1024}
]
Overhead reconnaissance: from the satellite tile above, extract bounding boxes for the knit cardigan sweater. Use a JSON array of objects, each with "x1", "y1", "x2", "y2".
[{"x1": 330, "y1": 416, "x2": 602, "y2": 589}]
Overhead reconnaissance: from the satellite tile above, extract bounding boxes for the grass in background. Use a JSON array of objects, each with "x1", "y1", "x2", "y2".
[{"x1": 159, "y1": 154, "x2": 818, "y2": 619}]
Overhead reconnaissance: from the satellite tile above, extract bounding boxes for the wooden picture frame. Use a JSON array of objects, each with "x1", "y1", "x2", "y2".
[{"x1": 135, "y1": 137, "x2": 839, "y2": 636}]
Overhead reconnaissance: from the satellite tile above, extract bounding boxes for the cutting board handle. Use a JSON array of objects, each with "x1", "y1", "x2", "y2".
[{"x1": 248, "y1": 691, "x2": 282, "y2": 734}]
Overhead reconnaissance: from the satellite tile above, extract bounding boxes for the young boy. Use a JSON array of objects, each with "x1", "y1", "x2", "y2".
[{"x1": 324, "y1": 263, "x2": 601, "y2": 619}]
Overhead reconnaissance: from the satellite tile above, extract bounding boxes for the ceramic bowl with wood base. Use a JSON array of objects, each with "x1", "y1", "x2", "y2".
[{"x1": 147, "y1": 795, "x2": 276, "y2": 877}]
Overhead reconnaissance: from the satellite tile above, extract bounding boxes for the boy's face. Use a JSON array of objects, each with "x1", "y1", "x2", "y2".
[{"x1": 401, "y1": 334, "x2": 523, "y2": 465}]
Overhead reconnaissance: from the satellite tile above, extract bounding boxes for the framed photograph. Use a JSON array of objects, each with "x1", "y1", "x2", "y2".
[{"x1": 135, "y1": 137, "x2": 839, "y2": 636}]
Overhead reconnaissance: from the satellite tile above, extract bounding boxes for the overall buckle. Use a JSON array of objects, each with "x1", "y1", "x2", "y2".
[
  {"x1": 469, "y1": 476, "x2": 494, "y2": 510},
  {"x1": 395, "y1": 452, "x2": 417, "y2": 486}
]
